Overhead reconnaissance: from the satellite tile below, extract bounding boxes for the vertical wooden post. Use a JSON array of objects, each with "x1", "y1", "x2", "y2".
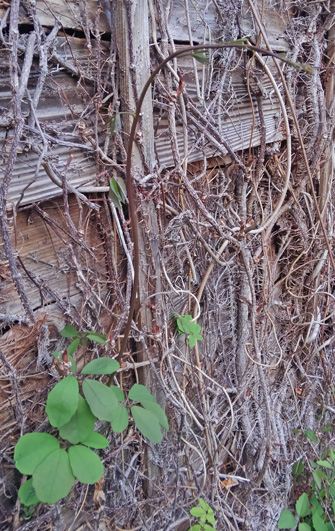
[{"x1": 115, "y1": 0, "x2": 163, "y2": 497}]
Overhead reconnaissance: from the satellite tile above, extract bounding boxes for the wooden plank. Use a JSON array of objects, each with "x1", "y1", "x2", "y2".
[
  {"x1": 0, "y1": 35, "x2": 110, "y2": 206},
  {"x1": 153, "y1": 51, "x2": 284, "y2": 168},
  {"x1": 162, "y1": 0, "x2": 289, "y2": 51},
  {"x1": 0, "y1": 195, "x2": 107, "y2": 316},
  {"x1": 0, "y1": 0, "x2": 110, "y2": 32}
]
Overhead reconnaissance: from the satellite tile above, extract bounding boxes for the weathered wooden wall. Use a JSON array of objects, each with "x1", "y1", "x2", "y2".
[{"x1": 1, "y1": 1, "x2": 334, "y2": 530}]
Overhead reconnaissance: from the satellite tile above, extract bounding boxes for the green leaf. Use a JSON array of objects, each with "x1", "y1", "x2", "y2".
[
  {"x1": 115, "y1": 176, "x2": 127, "y2": 201},
  {"x1": 53, "y1": 350, "x2": 62, "y2": 359},
  {"x1": 317, "y1": 460, "x2": 334, "y2": 470},
  {"x1": 45, "y1": 376, "x2": 79, "y2": 428},
  {"x1": 329, "y1": 446, "x2": 335, "y2": 462},
  {"x1": 310, "y1": 494, "x2": 323, "y2": 515},
  {"x1": 85, "y1": 333, "x2": 107, "y2": 345},
  {"x1": 190, "y1": 507, "x2": 206, "y2": 518},
  {"x1": 68, "y1": 445, "x2": 104, "y2": 484},
  {"x1": 293, "y1": 460, "x2": 304, "y2": 476},
  {"x1": 312, "y1": 510, "x2": 329, "y2": 531},
  {"x1": 191, "y1": 51, "x2": 209, "y2": 65},
  {"x1": 32, "y1": 449, "x2": 75, "y2": 504},
  {"x1": 59, "y1": 395, "x2": 96, "y2": 444},
  {"x1": 67, "y1": 338, "x2": 80, "y2": 356},
  {"x1": 141, "y1": 400, "x2": 169, "y2": 430},
  {"x1": 278, "y1": 510, "x2": 296, "y2": 529},
  {"x1": 206, "y1": 514, "x2": 216, "y2": 525},
  {"x1": 296, "y1": 493, "x2": 310, "y2": 518},
  {"x1": 198, "y1": 498, "x2": 209, "y2": 511},
  {"x1": 332, "y1": 500, "x2": 335, "y2": 515},
  {"x1": 18, "y1": 479, "x2": 40, "y2": 506},
  {"x1": 109, "y1": 177, "x2": 126, "y2": 210},
  {"x1": 128, "y1": 383, "x2": 157, "y2": 404},
  {"x1": 82, "y1": 431, "x2": 109, "y2": 449},
  {"x1": 323, "y1": 424, "x2": 332, "y2": 433},
  {"x1": 83, "y1": 379, "x2": 118, "y2": 422},
  {"x1": 313, "y1": 468, "x2": 329, "y2": 489},
  {"x1": 131, "y1": 406, "x2": 163, "y2": 443},
  {"x1": 68, "y1": 353, "x2": 77, "y2": 374},
  {"x1": 60, "y1": 325, "x2": 78, "y2": 338},
  {"x1": 203, "y1": 525, "x2": 215, "y2": 531},
  {"x1": 298, "y1": 523, "x2": 312, "y2": 531},
  {"x1": 14, "y1": 433, "x2": 60, "y2": 475},
  {"x1": 189, "y1": 526, "x2": 201, "y2": 531},
  {"x1": 305, "y1": 430, "x2": 318, "y2": 442},
  {"x1": 110, "y1": 385, "x2": 125, "y2": 402},
  {"x1": 81, "y1": 358, "x2": 119, "y2": 375},
  {"x1": 111, "y1": 405, "x2": 129, "y2": 433},
  {"x1": 293, "y1": 429, "x2": 301, "y2": 435}
]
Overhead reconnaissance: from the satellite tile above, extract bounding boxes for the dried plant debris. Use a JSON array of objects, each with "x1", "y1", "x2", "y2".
[{"x1": 0, "y1": 0, "x2": 335, "y2": 529}]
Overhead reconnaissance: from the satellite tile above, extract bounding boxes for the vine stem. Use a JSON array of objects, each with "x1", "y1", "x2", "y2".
[{"x1": 118, "y1": 40, "x2": 306, "y2": 357}]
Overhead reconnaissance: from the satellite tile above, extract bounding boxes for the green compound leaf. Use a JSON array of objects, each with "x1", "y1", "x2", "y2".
[
  {"x1": 278, "y1": 510, "x2": 296, "y2": 529},
  {"x1": 45, "y1": 377, "x2": 79, "y2": 428},
  {"x1": 111, "y1": 405, "x2": 129, "y2": 433},
  {"x1": 128, "y1": 383, "x2": 157, "y2": 404},
  {"x1": 83, "y1": 379, "x2": 118, "y2": 422},
  {"x1": 18, "y1": 479, "x2": 39, "y2": 506},
  {"x1": 292, "y1": 460, "x2": 304, "y2": 477},
  {"x1": 110, "y1": 385, "x2": 125, "y2": 402},
  {"x1": 141, "y1": 400, "x2": 169, "y2": 430},
  {"x1": 85, "y1": 332, "x2": 107, "y2": 345},
  {"x1": 131, "y1": 406, "x2": 163, "y2": 443},
  {"x1": 296, "y1": 492, "x2": 310, "y2": 518},
  {"x1": 59, "y1": 395, "x2": 96, "y2": 444},
  {"x1": 81, "y1": 358, "x2": 120, "y2": 375},
  {"x1": 60, "y1": 325, "x2": 78, "y2": 338},
  {"x1": 14, "y1": 433, "x2": 59, "y2": 475},
  {"x1": 82, "y1": 431, "x2": 109, "y2": 449},
  {"x1": 32, "y1": 449, "x2": 75, "y2": 504},
  {"x1": 68, "y1": 445, "x2": 104, "y2": 484},
  {"x1": 305, "y1": 429, "x2": 318, "y2": 442},
  {"x1": 175, "y1": 314, "x2": 203, "y2": 348}
]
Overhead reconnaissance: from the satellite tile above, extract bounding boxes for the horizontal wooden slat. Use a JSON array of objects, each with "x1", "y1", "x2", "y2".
[{"x1": 0, "y1": 196, "x2": 107, "y2": 316}]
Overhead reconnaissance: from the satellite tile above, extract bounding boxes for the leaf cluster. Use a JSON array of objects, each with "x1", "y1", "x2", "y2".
[
  {"x1": 52, "y1": 325, "x2": 106, "y2": 374},
  {"x1": 174, "y1": 314, "x2": 203, "y2": 348},
  {"x1": 278, "y1": 430, "x2": 335, "y2": 530},
  {"x1": 15, "y1": 327, "x2": 169, "y2": 507},
  {"x1": 188, "y1": 498, "x2": 216, "y2": 531}
]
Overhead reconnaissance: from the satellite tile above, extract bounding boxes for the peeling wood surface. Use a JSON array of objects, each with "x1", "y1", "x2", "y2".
[
  {"x1": 160, "y1": 0, "x2": 290, "y2": 51},
  {"x1": 0, "y1": 0, "x2": 110, "y2": 32}
]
